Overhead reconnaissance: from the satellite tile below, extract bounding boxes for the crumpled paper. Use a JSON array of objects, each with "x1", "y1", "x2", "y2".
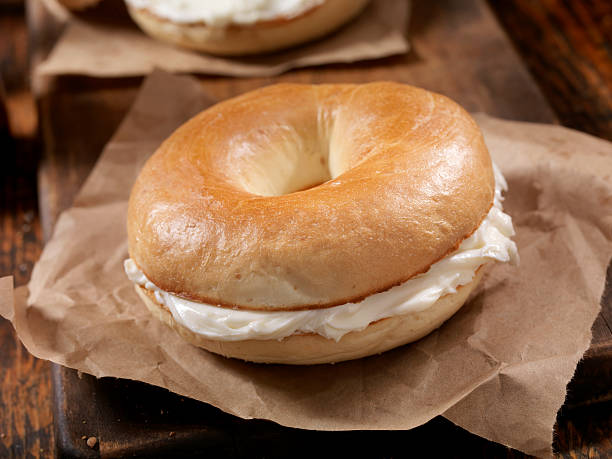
[
  {"x1": 1, "y1": 70, "x2": 609, "y2": 457},
  {"x1": 36, "y1": 0, "x2": 409, "y2": 78}
]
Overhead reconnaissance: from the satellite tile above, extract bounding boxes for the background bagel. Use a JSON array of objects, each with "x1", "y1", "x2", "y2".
[{"x1": 125, "y1": 0, "x2": 371, "y2": 56}]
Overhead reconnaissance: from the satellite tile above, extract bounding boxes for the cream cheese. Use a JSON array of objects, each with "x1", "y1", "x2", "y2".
[
  {"x1": 124, "y1": 0, "x2": 325, "y2": 26},
  {"x1": 125, "y1": 163, "x2": 518, "y2": 342}
]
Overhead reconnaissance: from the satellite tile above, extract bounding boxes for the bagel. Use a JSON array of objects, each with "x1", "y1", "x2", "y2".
[
  {"x1": 125, "y1": 82, "x2": 518, "y2": 364},
  {"x1": 123, "y1": 0, "x2": 370, "y2": 56}
]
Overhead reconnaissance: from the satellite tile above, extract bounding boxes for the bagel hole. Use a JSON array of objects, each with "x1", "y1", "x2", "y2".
[{"x1": 236, "y1": 137, "x2": 332, "y2": 196}]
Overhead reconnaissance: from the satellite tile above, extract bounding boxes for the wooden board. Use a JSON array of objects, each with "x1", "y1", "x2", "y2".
[
  {"x1": 21, "y1": 0, "x2": 612, "y2": 457},
  {"x1": 0, "y1": 7, "x2": 54, "y2": 458},
  {"x1": 51, "y1": 364, "x2": 531, "y2": 458},
  {"x1": 50, "y1": 363, "x2": 612, "y2": 458}
]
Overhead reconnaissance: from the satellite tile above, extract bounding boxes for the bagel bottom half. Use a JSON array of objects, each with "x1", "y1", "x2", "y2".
[{"x1": 134, "y1": 267, "x2": 485, "y2": 365}]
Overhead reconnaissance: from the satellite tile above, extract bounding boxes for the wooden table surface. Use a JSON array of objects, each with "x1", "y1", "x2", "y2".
[{"x1": 1, "y1": 0, "x2": 612, "y2": 457}]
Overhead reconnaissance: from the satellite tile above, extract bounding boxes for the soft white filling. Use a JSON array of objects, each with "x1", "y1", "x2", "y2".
[
  {"x1": 125, "y1": 0, "x2": 325, "y2": 26},
  {"x1": 125, "y1": 164, "x2": 518, "y2": 342}
]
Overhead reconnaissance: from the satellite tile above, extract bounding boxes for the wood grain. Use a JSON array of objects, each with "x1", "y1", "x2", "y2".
[
  {"x1": 53, "y1": 363, "x2": 535, "y2": 459},
  {"x1": 488, "y1": 0, "x2": 612, "y2": 141},
  {"x1": 0, "y1": 8, "x2": 54, "y2": 459}
]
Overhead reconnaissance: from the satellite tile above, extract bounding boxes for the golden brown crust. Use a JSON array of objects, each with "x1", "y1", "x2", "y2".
[
  {"x1": 134, "y1": 268, "x2": 485, "y2": 364},
  {"x1": 127, "y1": 82, "x2": 495, "y2": 311},
  {"x1": 125, "y1": 0, "x2": 370, "y2": 56}
]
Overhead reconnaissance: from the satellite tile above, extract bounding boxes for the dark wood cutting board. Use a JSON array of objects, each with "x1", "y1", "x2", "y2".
[
  {"x1": 27, "y1": 0, "x2": 612, "y2": 456},
  {"x1": 52, "y1": 364, "x2": 533, "y2": 458}
]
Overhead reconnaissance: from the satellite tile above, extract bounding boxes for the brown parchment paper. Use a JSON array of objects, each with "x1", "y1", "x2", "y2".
[
  {"x1": 1, "y1": 70, "x2": 610, "y2": 457},
  {"x1": 36, "y1": 0, "x2": 409, "y2": 78}
]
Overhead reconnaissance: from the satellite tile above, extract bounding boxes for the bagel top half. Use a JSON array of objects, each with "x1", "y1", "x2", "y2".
[{"x1": 127, "y1": 82, "x2": 494, "y2": 311}]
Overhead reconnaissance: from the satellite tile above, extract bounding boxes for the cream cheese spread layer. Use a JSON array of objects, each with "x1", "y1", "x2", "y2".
[
  {"x1": 125, "y1": 164, "x2": 518, "y2": 342},
  {"x1": 125, "y1": 0, "x2": 325, "y2": 26}
]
